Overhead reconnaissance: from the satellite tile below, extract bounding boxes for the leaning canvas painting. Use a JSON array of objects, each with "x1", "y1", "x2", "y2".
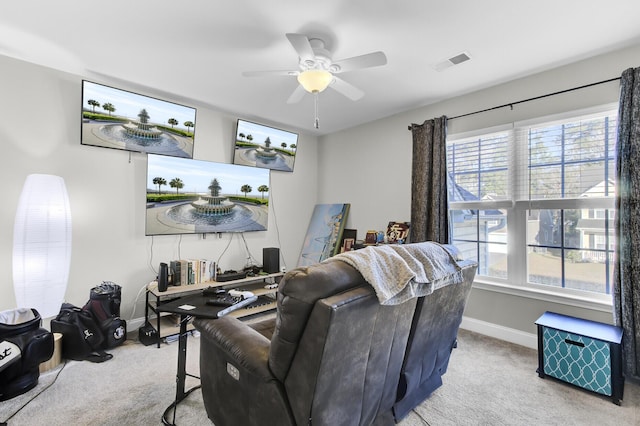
[{"x1": 298, "y1": 203, "x2": 350, "y2": 267}]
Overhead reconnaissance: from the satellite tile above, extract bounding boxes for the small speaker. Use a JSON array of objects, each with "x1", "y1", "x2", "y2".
[
  {"x1": 158, "y1": 262, "x2": 169, "y2": 292},
  {"x1": 263, "y1": 247, "x2": 280, "y2": 274},
  {"x1": 138, "y1": 323, "x2": 158, "y2": 346}
]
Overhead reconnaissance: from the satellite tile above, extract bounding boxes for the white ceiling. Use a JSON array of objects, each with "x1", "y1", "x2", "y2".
[{"x1": 2, "y1": 0, "x2": 640, "y2": 136}]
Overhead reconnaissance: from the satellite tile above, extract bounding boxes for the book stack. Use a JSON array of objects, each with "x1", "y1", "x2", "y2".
[{"x1": 169, "y1": 259, "x2": 217, "y2": 286}]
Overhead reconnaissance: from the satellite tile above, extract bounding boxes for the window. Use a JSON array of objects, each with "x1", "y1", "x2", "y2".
[
  {"x1": 447, "y1": 107, "x2": 617, "y2": 297},
  {"x1": 447, "y1": 131, "x2": 510, "y2": 279}
]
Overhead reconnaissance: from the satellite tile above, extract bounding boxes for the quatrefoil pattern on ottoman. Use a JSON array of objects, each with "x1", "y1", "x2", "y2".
[{"x1": 542, "y1": 327, "x2": 612, "y2": 396}]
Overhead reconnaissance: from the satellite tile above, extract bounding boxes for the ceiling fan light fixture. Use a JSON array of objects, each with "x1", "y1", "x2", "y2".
[{"x1": 297, "y1": 69, "x2": 333, "y2": 93}]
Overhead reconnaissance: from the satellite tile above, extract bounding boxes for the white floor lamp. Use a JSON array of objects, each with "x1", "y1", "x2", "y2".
[{"x1": 12, "y1": 174, "x2": 72, "y2": 319}]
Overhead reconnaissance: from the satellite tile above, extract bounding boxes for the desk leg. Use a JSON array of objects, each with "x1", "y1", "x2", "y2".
[
  {"x1": 156, "y1": 303, "x2": 162, "y2": 348},
  {"x1": 176, "y1": 314, "x2": 189, "y2": 401},
  {"x1": 162, "y1": 314, "x2": 200, "y2": 426}
]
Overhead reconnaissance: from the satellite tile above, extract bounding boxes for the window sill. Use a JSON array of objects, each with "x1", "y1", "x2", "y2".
[{"x1": 472, "y1": 278, "x2": 613, "y2": 313}]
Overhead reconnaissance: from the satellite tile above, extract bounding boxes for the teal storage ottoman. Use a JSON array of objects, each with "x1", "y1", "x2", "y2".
[{"x1": 535, "y1": 311, "x2": 624, "y2": 405}]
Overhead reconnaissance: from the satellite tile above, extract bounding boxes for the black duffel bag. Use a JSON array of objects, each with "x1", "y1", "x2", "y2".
[{"x1": 51, "y1": 303, "x2": 112, "y2": 363}]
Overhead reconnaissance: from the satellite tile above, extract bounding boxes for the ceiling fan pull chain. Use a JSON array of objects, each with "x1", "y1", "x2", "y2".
[{"x1": 314, "y1": 92, "x2": 320, "y2": 129}]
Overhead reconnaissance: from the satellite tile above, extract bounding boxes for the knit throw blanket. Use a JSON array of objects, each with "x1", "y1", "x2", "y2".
[{"x1": 326, "y1": 242, "x2": 464, "y2": 305}]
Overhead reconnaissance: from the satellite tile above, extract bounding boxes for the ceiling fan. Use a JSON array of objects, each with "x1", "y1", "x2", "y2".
[{"x1": 243, "y1": 33, "x2": 387, "y2": 128}]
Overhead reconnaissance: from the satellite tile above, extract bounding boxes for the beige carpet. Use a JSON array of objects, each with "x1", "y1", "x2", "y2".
[{"x1": 1, "y1": 329, "x2": 638, "y2": 425}]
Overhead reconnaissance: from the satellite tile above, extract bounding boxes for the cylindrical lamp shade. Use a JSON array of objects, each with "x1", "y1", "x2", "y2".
[{"x1": 13, "y1": 174, "x2": 72, "y2": 319}]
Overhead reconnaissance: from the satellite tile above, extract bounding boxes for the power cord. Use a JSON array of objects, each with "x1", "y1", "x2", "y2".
[
  {"x1": 269, "y1": 182, "x2": 287, "y2": 271},
  {"x1": 411, "y1": 408, "x2": 430, "y2": 425},
  {"x1": 240, "y1": 233, "x2": 260, "y2": 268},
  {"x1": 129, "y1": 282, "x2": 151, "y2": 322},
  {"x1": 216, "y1": 233, "x2": 234, "y2": 268},
  {"x1": 148, "y1": 235, "x2": 157, "y2": 276},
  {"x1": 1, "y1": 361, "x2": 68, "y2": 425}
]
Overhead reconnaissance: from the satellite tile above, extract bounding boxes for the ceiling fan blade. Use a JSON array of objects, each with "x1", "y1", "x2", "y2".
[
  {"x1": 286, "y1": 85, "x2": 307, "y2": 104},
  {"x1": 330, "y1": 76, "x2": 364, "y2": 101},
  {"x1": 286, "y1": 33, "x2": 315, "y2": 63},
  {"x1": 242, "y1": 69, "x2": 298, "y2": 77},
  {"x1": 332, "y1": 51, "x2": 387, "y2": 73}
]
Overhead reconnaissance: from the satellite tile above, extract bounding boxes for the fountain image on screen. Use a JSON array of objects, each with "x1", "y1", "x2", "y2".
[
  {"x1": 233, "y1": 119, "x2": 298, "y2": 172},
  {"x1": 145, "y1": 154, "x2": 270, "y2": 236},
  {"x1": 82, "y1": 80, "x2": 197, "y2": 158}
]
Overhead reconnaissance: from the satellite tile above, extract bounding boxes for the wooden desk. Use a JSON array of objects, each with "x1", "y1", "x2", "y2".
[
  {"x1": 144, "y1": 272, "x2": 282, "y2": 347},
  {"x1": 156, "y1": 294, "x2": 224, "y2": 426}
]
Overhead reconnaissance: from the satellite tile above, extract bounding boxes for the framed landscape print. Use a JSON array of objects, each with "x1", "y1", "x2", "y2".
[
  {"x1": 81, "y1": 80, "x2": 197, "y2": 158},
  {"x1": 233, "y1": 119, "x2": 298, "y2": 172}
]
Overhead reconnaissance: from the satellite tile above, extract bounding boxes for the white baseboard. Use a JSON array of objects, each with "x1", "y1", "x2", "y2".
[
  {"x1": 126, "y1": 314, "x2": 538, "y2": 349},
  {"x1": 460, "y1": 316, "x2": 537, "y2": 349}
]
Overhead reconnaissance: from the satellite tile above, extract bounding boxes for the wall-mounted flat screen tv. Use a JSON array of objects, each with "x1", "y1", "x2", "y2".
[
  {"x1": 81, "y1": 80, "x2": 197, "y2": 158},
  {"x1": 146, "y1": 154, "x2": 270, "y2": 236},
  {"x1": 233, "y1": 119, "x2": 298, "y2": 172}
]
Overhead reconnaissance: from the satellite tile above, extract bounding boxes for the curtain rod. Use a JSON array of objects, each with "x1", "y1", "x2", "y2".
[{"x1": 407, "y1": 76, "x2": 621, "y2": 130}]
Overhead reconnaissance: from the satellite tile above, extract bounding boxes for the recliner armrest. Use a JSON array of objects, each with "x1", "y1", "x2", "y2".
[
  {"x1": 194, "y1": 317, "x2": 272, "y2": 380},
  {"x1": 194, "y1": 317, "x2": 296, "y2": 425}
]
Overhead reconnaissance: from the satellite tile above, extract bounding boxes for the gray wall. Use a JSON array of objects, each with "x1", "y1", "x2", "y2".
[
  {"x1": 0, "y1": 55, "x2": 319, "y2": 324},
  {"x1": 318, "y1": 43, "x2": 640, "y2": 344},
  {"x1": 3, "y1": 43, "x2": 638, "y2": 344}
]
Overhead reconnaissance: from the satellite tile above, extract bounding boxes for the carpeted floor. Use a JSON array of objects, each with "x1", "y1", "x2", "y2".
[{"x1": 1, "y1": 328, "x2": 638, "y2": 425}]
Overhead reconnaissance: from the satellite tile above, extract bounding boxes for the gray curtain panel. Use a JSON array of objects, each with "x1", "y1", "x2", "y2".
[
  {"x1": 409, "y1": 116, "x2": 448, "y2": 244},
  {"x1": 614, "y1": 66, "x2": 640, "y2": 383}
]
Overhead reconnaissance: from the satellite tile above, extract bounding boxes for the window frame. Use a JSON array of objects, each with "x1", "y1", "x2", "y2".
[{"x1": 447, "y1": 104, "x2": 617, "y2": 310}]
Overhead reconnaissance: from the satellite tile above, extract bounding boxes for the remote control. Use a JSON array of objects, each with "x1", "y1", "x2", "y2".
[{"x1": 216, "y1": 295, "x2": 258, "y2": 317}]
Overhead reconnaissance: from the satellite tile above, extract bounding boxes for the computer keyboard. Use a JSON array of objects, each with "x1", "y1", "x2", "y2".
[{"x1": 206, "y1": 294, "x2": 241, "y2": 307}]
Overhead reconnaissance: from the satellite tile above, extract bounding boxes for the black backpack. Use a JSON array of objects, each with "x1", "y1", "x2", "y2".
[{"x1": 82, "y1": 282, "x2": 127, "y2": 349}]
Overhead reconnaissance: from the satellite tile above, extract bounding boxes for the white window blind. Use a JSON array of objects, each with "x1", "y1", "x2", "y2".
[
  {"x1": 515, "y1": 111, "x2": 617, "y2": 202},
  {"x1": 447, "y1": 131, "x2": 511, "y2": 203},
  {"x1": 447, "y1": 106, "x2": 618, "y2": 297}
]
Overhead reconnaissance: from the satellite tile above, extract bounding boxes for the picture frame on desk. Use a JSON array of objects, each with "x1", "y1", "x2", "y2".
[
  {"x1": 386, "y1": 221, "x2": 410, "y2": 244},
  {"x1": 340, "y1": 229, "x2": 357, "y2": 252},
  {"x1": 340, "y1": 238, "x2": 355, "y2": 253}
]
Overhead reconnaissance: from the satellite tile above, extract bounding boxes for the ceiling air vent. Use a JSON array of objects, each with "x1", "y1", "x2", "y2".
[{"x1": 433, "y1": 52, "x2": 471, "y2": 72}]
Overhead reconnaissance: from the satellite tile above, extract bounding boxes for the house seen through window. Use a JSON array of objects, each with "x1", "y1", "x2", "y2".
[{"x1": 446, "y1": 107, "x2": 617, "y2": 297}]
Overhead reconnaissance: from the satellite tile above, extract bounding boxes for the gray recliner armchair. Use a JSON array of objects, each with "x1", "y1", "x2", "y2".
[
  {"x1": 195, "y1": 259, "x2": 416, "y2": 426},
  {"x1": 194, "y1": 243, "x2": 476, "y2": 426},
  {"x1": 393, "y1": 253, "x2": 477, "y2": 420}
]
